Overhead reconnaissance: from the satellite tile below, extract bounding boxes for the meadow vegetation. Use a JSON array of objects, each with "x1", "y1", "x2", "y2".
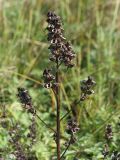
[{"x1": 0, "y1": 0, "x2": 120, "y2": 159}]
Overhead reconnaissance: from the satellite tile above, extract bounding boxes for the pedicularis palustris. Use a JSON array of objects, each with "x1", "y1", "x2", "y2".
[{"x1": 16, "y1": 11, "x2": 96, "y2": 160}]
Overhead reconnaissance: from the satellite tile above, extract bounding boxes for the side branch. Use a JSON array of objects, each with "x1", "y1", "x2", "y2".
[
  {"x1": 60, "y1": 109, "x2": 72, "y2": 121},
  {"x1": 60, "y1": 99, "x2": 80, "y2": 121},
  {"x1": 60, "y1": 136, "x2": 72, "y2": 159},
  {"x1": 36, "y1": 114, "x2": 56, "y2": 133}
]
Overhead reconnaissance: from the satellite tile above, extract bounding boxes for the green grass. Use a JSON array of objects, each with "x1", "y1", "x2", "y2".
[{"x1": 0, "y1": 0, "x2": 120, "y2": 159}]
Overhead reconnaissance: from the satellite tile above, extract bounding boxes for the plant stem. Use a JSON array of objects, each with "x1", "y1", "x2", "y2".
[{"x1": 56, "y1": 61, "x2": 61, "y2": 160}]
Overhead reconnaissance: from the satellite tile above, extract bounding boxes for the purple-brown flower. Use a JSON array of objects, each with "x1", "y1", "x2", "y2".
[
  {"x1": 66, "y1": 119, "x2": 79, "y2": 135},
  {"x1": 43, "y1": 69, "x2": 55, "y2": 88}
]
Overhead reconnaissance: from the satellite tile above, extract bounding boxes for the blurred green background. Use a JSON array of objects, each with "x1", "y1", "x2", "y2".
[{"x1": 0, "y1": 0, "x2": 120, "y2": 159}]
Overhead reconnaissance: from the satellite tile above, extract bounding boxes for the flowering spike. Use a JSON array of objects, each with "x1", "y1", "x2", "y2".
[{"x1": 46, "y1": 11, "x2": 75, "y2": 68}]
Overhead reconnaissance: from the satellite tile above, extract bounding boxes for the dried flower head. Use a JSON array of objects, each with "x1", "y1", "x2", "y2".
[{"x1": 80, "y1": 76, "x2": 96, "y2": 101}]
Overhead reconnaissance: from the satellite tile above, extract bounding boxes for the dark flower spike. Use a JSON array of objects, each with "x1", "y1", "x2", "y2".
[
  {"x1": 17, "y1": 88, "x2": 37, "y2": 154},
  {"x1": 61, "y1": 119, "x2": 79, "y2": 159},
  {"x1": 105, "y1": 124, "x2": 113, "y2": 141},
  {"x1": 17, "y1": 88, "x2": 32, "y2": 106},
  {"x1": 80, "y1": 76, "x2": 96, "y2": 101},
  {"x1": 9, "y1": 124, "x2": 27, "y2": 160},
  {"x1": 17, "y1": 88, "x2": 36, "y2": 114},
  {"x1": 17, "y1": 87, "x2": 56, "y2": 133},
  {"x1": 47, "y1": 11, "x2": 75, "y2": 68}
]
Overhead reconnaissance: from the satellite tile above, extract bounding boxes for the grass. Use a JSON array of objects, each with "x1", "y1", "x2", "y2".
[{"x1": 0, "y1": 0, "x2": 120, "y2": 159}]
